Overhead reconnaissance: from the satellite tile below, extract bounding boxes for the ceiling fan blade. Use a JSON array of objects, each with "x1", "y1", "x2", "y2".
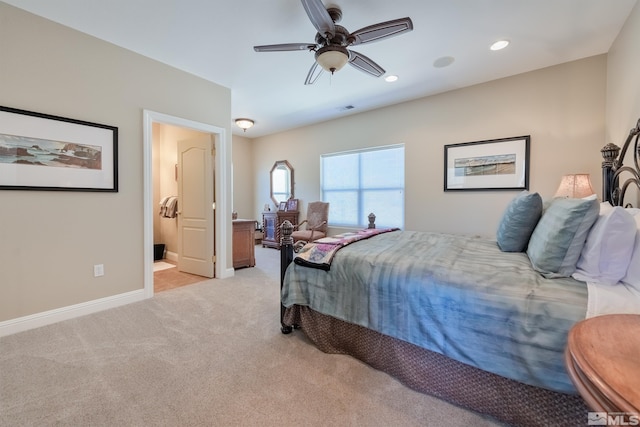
[
  {"x1": 349, "y1": 17, "x2": 413, "y2": 46},
  {"x1": 254, "y1": 43, "x2": 317, "y2": 52},
  {"x1": 301, "y1": 0, "x2": 335, "y2": 39},
  {"x1": 348, "y1": 50, "x2": 385, "y2": 77},
  {"x1": 304, "y1": 61, "x2": 324, "y2": 85}
]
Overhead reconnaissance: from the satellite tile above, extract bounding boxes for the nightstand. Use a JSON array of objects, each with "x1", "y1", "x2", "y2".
[
  {"x1": 232, "y1": 219, "x2": 256, "y2": 269},
  {"x1": 565, "y1": 314, "x2": 640, "y2": 416}
]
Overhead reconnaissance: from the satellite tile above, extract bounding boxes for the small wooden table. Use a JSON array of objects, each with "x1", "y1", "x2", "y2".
[
  {"x1": 261, "y1": 211, "x2": 298, "y2": 249},
  {"x1": 565, "y1": 314, "x2": 640, "y2": 416},
  {"x1": 232, "y1": 219, "x2": 256, "y2": 269}
]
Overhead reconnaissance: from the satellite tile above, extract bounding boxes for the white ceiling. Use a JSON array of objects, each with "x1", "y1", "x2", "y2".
[{"x1": 3, "y1": 0, "x2": 637, "y2": 137}]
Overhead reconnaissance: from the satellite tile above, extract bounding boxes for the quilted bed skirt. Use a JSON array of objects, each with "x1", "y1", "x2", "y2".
[{"x1": 283, "y1": 305, "x2": 588, "y2": 427}]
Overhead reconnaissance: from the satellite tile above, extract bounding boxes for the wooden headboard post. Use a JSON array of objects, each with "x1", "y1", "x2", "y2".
[
  {"x1": 602, "y1": 118, "x2": 640, "y2": 206},
  {"x1": 280, "y1": 220, "x2": 295, "y2": 334}
]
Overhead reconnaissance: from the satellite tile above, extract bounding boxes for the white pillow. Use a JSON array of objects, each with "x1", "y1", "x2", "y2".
[
  {"x1": 573, "y1": 207, "x2": 636, "y2": 285},
  {"x1": 622, "y1": 210, "x2": 640, "y2": 290},
  {"x1": 600, "y1": 201, "x2": 614, "y2": 215}
]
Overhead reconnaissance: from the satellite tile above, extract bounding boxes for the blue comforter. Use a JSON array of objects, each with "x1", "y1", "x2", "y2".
[{"x1": 282, "y1": 230, "x2": 588, "y2": 393}]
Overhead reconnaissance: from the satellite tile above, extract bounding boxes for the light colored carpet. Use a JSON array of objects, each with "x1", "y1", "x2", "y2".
[
  {"x1": 0, "y1": 246, "x2": 503, "y2": 426},
  {"x1": 153, "y1": 261, "x2": 175, "y2": 272}
]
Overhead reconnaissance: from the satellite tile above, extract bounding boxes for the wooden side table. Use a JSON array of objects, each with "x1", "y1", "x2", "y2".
[
  {"x1": 261, "y1": 211, "x2": 298, "y2": 249},
  {"x1": 565, "y1": 314, "x2": 640, "y2": 416},
  {"x1": 232, "y1": 219, "x2": 256, "y2": 269}
]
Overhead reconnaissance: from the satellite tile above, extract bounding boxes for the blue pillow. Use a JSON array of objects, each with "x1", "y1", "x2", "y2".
[
  {"x1": 526, "y1": 196, "x2": 600, "y2": 278},
  {"x1": 496, "y1": 191, "x2": 543, "y2": 252}
]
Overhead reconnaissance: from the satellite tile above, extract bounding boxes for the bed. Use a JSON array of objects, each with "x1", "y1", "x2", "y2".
[{"x1": 278, "y1": 118, "x2": 640, "y2": 427}]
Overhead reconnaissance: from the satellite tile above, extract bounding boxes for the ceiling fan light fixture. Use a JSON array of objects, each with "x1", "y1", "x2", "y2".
[
  {"x1": 315, "y1": 46, "x2": 349, "y2": 74},
  {"x1": 235, "y1": 118, "x2": 254, "y2": 132}
]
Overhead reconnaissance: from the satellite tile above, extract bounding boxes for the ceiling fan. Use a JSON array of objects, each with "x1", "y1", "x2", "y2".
[{"x1": 253, "y1": 0, "x2": 413, "y2": 85}]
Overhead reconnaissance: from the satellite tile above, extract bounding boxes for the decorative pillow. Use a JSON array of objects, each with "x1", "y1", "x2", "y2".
[
  {"x1": 496, "y1": 191, "x2": 543, "y2": 252},
  {"x1": 622, "y1": 210, "x2": 640, "y2": 290},
  {"x1": 572, "y1": 207, "x2": 636, "y2": 285},
  {"x1": 526, "y1": 196, "x2": 599, "y2": 278}
]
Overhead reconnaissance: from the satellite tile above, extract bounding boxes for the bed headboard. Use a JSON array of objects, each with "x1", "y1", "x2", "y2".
[{"x1": 602, "y1": 118, "x2": 640, "y2": 207}]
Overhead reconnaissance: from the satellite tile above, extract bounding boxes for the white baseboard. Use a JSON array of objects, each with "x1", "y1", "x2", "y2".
[
  {"x1": 165, "y1": 251, "x2": 178, "y2": 262},
  {"x1": 222, "y1": 267, "x2": 235, "y2": 278},
  {"x1": 0, "y1": 289, "x2": 148, "y2": 337}
]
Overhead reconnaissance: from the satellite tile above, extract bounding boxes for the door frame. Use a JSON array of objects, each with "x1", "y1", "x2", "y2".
[{"x1": 143, "y1": 110, "x2": 232, "y2": 298}]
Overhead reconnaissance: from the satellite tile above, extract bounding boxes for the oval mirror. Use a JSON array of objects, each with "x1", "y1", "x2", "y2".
[{"x1": 270, "y1": 160, "x2": 294, "y2": 206}]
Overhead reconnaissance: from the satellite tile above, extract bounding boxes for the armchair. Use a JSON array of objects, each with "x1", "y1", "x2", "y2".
[{"x1": 291, "y1": 201, "x2": 329, "y2": 244}]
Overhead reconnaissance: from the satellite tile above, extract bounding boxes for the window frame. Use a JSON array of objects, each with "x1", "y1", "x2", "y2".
[{"x1": 320, "y1": 144, "x2": 405, "y2": 229}]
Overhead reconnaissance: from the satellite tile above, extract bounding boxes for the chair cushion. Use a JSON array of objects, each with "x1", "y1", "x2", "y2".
[{"x1": 306, "y1": 202, "x2": 329, "y2": 233}]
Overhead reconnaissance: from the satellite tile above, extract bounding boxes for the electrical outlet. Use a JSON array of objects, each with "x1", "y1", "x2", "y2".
[{"x1": 93, "y1": 264, "x2": 104, "y2": 277}]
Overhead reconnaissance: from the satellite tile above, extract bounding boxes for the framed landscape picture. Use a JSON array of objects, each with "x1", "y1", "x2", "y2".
[
  {"x1": 0, "y1": 106, "x2": 118, "y2": 192},
  {"x1": 444, "y1": 136, "x2": 530, "y2": 191}
]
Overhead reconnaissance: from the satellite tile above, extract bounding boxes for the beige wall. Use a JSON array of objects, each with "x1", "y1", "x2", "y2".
[
  {"x1": 251, "y1": 55, "x2": 607, "y2": 237},
  {"x1": 232, "y1": 134, "x2": 255, "y2": 220},
  {"x1": 0, "y1": 4, "x2": 231, "y2": 323},
  {"x1": 606, "y1": 1, "x2": 640, "y2": 206}
]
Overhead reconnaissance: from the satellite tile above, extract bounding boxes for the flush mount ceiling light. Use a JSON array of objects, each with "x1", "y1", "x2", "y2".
[
  {"x1": 490, "y1": 40, "x2": 510, "y2": 51},
  {"x1": 235, "y1": 118, "x2": 254, "y2": 132}
]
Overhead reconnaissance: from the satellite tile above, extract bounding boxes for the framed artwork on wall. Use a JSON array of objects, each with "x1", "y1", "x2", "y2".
[
  {"x1": 0, "y1": 105, "x2": 118, "y2": 192},
  {"x1": 444, "y1": 136, "x2": 530, "y2": 191}
]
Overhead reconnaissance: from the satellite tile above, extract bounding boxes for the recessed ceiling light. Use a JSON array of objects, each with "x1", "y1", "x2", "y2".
[
  {"x1": 385, "y1": 75, "x2": 398, "y2": 82},
  {"x1": 490, "y1": 40, "x2": 510, "y2": 51},
  {"x1": 433, "y1": 56, "x2": 455, "y2": 68}
]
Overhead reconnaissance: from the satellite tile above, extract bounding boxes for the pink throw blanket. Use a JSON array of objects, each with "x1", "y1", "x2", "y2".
[{"x1": 293, "y1": 228, "x2": 399, "y2": 270}]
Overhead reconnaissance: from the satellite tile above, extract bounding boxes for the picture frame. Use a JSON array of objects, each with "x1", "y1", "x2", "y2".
[
  {"x1": 0, "y1": 106, "x2": 118, "y2": 191},
  {"x1": 444, "y1": 136, "x2": 530, "y2": 191},
  {"x1": 278, "y1": 201, "x2": 287, "y2": 211},
  {"x1": 286, "y1": 198, "x2": 298, "y2": 212}
]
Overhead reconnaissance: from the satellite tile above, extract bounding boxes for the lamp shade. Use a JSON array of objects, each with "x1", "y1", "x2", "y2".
[
  {"x1": 315, "y1": 47, "x2": 349, "y2": 73},
  {"x1": 554, "y1": 174, "x2": 596, "y2": 198}
]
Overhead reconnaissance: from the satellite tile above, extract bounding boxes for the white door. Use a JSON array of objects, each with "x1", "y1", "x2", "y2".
[{"x1": 177, "y1": 136, "x2": 215, "y2": 278}]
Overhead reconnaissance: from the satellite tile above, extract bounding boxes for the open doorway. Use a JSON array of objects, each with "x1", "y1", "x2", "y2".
[
  {"x1": 152, "y1": 124, "x2": 213, "y2": 292},
  {"x1": 143, "y1": 110, "x2": 232, "y2": 298}
]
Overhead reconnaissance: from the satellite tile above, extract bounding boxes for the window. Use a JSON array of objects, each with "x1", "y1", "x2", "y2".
[{"x1": 321, "y1": 144, "x2": 404, "y2": 229}]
